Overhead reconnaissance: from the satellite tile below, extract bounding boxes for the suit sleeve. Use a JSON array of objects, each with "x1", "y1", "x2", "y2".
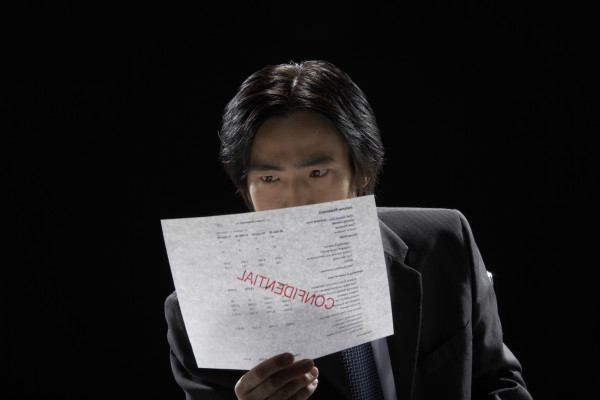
[
  {"x1": 457, "y1": 211, "x2": 533, "y2": 399},
  {"x1": 164, "y1": 292, "x2": 242, "y2": 400}
]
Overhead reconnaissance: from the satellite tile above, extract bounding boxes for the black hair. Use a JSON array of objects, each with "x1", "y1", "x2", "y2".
[{"x1": 218, "y1": 60, "x2": 384, "y2": 210}]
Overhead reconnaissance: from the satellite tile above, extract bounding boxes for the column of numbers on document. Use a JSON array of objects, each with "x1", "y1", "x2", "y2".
[{"x1": 218, "y1": 225, "x2": 290, "y2": 333}]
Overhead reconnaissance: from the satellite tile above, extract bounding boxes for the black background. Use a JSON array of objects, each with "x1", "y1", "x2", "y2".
[{"x1": 8, "y1": 1, "x2": 596, "y2": 399}]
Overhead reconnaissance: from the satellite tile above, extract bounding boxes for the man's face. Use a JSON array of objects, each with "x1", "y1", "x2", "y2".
[{"x1": 247, "y1": 111, "x2": 356, "y2": 211}]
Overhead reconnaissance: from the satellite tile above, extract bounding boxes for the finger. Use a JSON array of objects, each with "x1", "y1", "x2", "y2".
[
  {"x1": 235, "y1": 353, "x2": 294, "y2": 396},
  {"x1": 287, "y1": 375, "x2": 319, "y2": 400},
  {"x1": 295, "y1": 379, "x2": 319, "y2": 400},
  {"x1": 269, "y1": 367, "x2": 319, "y2": 400},
  {"x1": 245, "y1": 359, "x2": 315, "y2": 400}
]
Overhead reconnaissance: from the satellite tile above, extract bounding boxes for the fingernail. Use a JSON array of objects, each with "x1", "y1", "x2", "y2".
[
  {"x1": 311, "y1": 379, "x2": 319, "y2": 387},
  {"x1": 310, "y1": 367, "x2": 319, "y2": 379}
]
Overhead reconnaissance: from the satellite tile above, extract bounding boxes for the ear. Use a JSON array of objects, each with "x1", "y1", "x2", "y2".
[{"x1": 355, "y1": 175, "x2": 369, "y2": 194}]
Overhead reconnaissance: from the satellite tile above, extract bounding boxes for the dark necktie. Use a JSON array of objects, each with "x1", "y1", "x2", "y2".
[{"x1": 341, "y1": 343, "x2": 385, "y2": 400}]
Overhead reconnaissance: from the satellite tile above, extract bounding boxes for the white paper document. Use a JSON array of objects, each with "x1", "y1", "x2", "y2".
[{"x1": 161, "y1": 195, "x2": 394, "y2": 370}]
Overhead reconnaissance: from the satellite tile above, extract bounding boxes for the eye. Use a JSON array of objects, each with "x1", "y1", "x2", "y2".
[
  {"x1": 310, "y1": 169, "x2": 328, "y2": 178},
  {"x1": 261, "y1": 175, "x2": 279, "y2": 182}
]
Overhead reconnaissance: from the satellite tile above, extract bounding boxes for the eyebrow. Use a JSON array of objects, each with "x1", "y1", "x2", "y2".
[{"x1": 250, "y1": 154, "x2": 336, "y2": 172}]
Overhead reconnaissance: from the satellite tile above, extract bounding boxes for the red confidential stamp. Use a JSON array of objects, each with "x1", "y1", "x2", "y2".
[{"x1": 236, "y1": 270, "x2": 335, "y2": 309}]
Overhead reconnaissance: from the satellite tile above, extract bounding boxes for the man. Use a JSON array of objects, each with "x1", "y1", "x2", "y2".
[{"x1": 164, "y1": 60, "x2": 532, "y2": 399}]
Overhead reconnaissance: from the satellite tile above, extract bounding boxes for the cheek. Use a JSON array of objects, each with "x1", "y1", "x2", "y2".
[
  {"x1": 316, "y1": 174, "x2": 355, "y2": 200},
  {"x1": 248, "y1": 183, "x2": 279, "y2": 211}
]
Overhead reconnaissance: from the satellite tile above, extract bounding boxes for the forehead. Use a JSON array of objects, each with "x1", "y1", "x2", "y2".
[{"x1": 250, "y1": 111, "x2": 350, "y2": 165}]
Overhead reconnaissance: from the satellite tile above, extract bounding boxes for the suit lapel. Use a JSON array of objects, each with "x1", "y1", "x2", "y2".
[{"x1": 379, "y1": 218, "x2": 423, "y2": 400}]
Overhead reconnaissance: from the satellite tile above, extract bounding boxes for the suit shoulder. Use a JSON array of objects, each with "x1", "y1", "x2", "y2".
[
  {"x1": 377, "y1": 206, "x2": 465, "y2": 228},
  {"x1": 164, "y1": 290, "x2": 182, "y2": 320},
  {"x1": 377, "y1": 206, "x2": 459, "y2": 216},
  {"x1": 165, "y1": 290, "x2": 179, "y2": 307},
  {"x1": 377, "y1": 207, "x2": 470, "y2": 246}
]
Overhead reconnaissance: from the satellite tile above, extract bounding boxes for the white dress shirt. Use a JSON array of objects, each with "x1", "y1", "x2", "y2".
[{"x1": 371, "y1": 338, "x2": 398, "y2": 400}]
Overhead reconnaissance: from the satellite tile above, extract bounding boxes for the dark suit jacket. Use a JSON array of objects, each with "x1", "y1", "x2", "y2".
[{"x1": 164, "y1": 208, "x2": 532, "y2": 399}]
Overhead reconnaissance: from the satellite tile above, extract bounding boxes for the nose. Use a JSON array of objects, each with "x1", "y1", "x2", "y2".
[{"x1": 281, "y1": 180, "x2": 314, "y2": 208}]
